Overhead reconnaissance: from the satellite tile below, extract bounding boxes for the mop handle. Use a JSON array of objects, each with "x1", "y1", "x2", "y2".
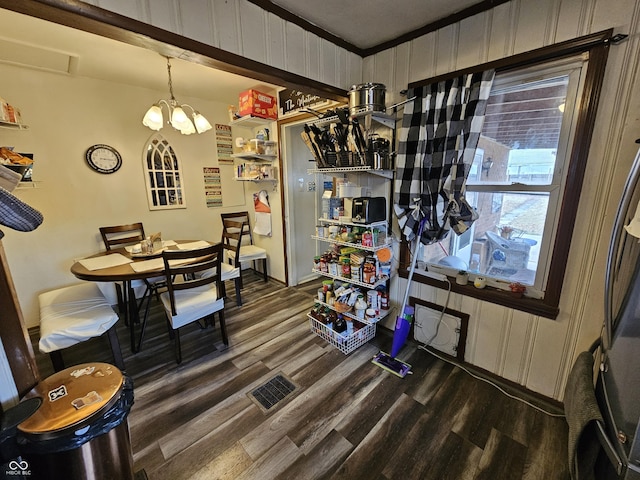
[{"x1": 400, "y1": 216, "x2": 428, "y2": 315}]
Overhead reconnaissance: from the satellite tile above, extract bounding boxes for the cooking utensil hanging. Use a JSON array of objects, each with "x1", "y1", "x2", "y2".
[{"x1": 301, "y1": 126, "x2": 324, "y2": 167}]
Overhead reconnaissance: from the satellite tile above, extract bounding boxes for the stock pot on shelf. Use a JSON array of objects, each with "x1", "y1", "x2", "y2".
[{"x1": 349, "y1": 83, "x2": 386, "y2": 115}]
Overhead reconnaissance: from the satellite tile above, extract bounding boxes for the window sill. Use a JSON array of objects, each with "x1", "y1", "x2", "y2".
[{"x1": 399, "y1": 269, "x2": 559, "y2": 320}]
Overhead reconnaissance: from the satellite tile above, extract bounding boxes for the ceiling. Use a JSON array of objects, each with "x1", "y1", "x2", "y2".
[{"x1": 268, "y1": 0, "x2": 484, "y2": 50}]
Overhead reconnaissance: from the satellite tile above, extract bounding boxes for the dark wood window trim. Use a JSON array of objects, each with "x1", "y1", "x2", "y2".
[{"x1": 401, "y1": 30, "x2": 614, "y2": 320}]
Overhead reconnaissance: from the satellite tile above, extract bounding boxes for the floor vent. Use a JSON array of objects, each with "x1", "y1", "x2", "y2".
[{"x1": 249, "y1": 373, "x2": 297, "y2": 413}]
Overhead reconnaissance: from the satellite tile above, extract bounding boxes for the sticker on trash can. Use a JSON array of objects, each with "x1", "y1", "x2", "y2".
[
  {"x1": 71, "y1": 390, "x2": 103, "y2": 410},
  {"x1": 70, "y1": 366, "x2": 95, "y2": 378},
  {"x1": 48, "y1": 385, "x2": 67, "y2": 402}
]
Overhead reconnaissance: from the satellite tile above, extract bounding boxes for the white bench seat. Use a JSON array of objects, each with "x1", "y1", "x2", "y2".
[{"x1": 39, "y1": 283, "x2": 124, "y2": 371}]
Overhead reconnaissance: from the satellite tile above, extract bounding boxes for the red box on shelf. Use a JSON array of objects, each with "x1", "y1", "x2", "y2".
[{"x1": 238, "y1": 89, "x2": 278, "y2": 120}]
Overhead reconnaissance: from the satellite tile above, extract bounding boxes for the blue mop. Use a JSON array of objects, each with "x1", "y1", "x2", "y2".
[{"x1": 372, "y1": 216, "x2": 427, "y2": 378}]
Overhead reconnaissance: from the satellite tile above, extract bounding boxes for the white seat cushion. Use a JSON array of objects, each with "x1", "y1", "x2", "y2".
[
  {"x1": 96, "y1": 280, "x2": 149, "y2": 306},
  {"x1": 39, "y1": 283, "x2": 119, "y2": 353},
  {"x1": 196, "y1": 262, "x2": 240, "y2": 281},
  {"x1": 160, "y1": 284, "x2": 224, "y2": 329},
  {"x1": 221, "y1": 263, "x2": 240, "y2": 280},
  {"x1": 226, "y1": 245, "x2": 267, "y2": 263}
]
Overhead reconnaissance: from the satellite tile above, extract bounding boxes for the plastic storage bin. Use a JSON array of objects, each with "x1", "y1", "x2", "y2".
[{"x1": 17, "y1": 362, "x2": 135, "y2": 480}]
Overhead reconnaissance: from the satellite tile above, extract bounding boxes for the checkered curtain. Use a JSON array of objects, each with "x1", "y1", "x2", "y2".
[{"x1": 393, "y1": 70, "x2": 495, "y2": 245}]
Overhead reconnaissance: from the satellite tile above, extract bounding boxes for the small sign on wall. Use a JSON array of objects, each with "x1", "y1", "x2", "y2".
[
  {"x1": 215, "y1": 124, "x2": 233, "y2": 164},
  {"x1": 278, "y1": 88, "x2": 333, "y2": 117},
  {"x1": 203, "y1": 167, "x2": 222, "y2": 207}
]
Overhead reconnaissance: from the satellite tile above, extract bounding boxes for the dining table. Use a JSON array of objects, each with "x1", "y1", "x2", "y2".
[{"x1": 70, "y1": 239, "x2": 215, "y2": 354}]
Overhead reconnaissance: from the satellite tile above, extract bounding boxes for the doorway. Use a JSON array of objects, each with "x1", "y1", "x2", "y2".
[{"x1": 281, "y1": 120, "x2": 322, "y2": 286}]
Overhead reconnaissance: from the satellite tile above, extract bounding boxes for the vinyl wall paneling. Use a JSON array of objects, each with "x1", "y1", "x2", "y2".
[{"x1": 368, "y1": 0, "x2": 640, "y2": 399}]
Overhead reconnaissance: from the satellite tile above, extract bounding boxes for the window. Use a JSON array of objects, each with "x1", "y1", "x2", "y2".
[
  {"x1": 400, "y1": 30, "x2": 613, "y2": 318},
  {"x1": 419, "y1": 59, "x2": 585, "y2": 297}
]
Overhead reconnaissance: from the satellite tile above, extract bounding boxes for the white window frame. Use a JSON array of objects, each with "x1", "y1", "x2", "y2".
[{"x1": 422, "y1": 55, "x2": 589, "y2": 297}]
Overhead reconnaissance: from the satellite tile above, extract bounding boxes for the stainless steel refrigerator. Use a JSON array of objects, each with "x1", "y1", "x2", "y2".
[{"x1": 596, "y1": 144, "x2": 640, "y2": 479}]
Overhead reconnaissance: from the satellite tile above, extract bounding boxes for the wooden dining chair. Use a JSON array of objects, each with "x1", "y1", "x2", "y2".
[
  {"x1": 221, "y1": 212, "x2": 268, "y2": 288},
  {"x1": 159, "y1": 243, "x2": 228, "y2": 363},
  {"x1": 98, "y1": 223, "x2": 165, "y2": 319},
  {"x1": 99, "y1": 222, "x2": 146, "y2": 251}
]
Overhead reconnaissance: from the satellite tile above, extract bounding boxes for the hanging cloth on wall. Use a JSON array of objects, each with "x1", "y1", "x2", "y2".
[
  {"x1": 393, "y1": 69, "x2": 494, "y2": 245},
  {"x1": 253, "y1": 189, "x2": 271, "y2": 236}
]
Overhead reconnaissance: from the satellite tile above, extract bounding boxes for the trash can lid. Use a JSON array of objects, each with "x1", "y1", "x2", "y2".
[{"x1": 18, "y1": 363, "x2": 124, "y2": 436}]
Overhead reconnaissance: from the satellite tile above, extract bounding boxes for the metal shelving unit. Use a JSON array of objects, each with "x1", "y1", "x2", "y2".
[{"x1": 307, "y1": 109, "x2": 396, "y2": 353}]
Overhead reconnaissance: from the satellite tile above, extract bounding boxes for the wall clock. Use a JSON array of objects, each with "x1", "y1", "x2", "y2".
[{"x1": 85, "y1": 144, "x2": 122, "y2": 174}]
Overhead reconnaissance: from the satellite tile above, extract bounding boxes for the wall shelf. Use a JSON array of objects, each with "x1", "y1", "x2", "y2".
[
  {"x1": 234, "y1": 177, "x2": 277, "y2": 184},
  {"x1": 15, "y1": 181, "x2": 40, "y2": 189},
  {"x1": 0, "y1": 121, "x2": 29, "y2": 130},
  {"x1": 232, "y1": 153, "x2": 276, "y2": 162},
  {"x1": 230, "y1": 115, "x2": 273, "y2": 128}
]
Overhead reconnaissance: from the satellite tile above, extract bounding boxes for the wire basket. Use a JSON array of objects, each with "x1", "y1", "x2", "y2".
[
  {"x1": 322, "y1": 151, "x2": 355, "y2": 167},
  {"x1": 308, "y1": 315, "x2": 376, "y2": 355}
]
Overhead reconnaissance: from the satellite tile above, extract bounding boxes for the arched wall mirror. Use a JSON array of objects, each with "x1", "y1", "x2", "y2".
[{"x1": 143, "y1": 134, "x2": 186, "y2": 210}]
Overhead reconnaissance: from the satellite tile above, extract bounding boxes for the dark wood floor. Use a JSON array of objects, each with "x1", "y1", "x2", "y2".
[{"x1": 32, "y1": 272, "x2": 570, "y2": 480}]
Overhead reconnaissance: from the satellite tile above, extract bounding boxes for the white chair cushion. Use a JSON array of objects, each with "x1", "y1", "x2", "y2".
[
  {"x1": 226, "y1": 245, "x2": 267, "y2": 263},
  {"x1": 39, "y1": 283, "x2": 119, "y2": 354},
  {"x1": 95, "y1": 279, "x2": 157, "y2": 307},
  {"x1": 221, "y1": 263, "x2": 240, "y2": 280},
  {"x1": 160, "y1": 285, "x2": 224, "y2": 330},
  {"x1": 196, "y1": 262, "x2": 240, "y2": 281}
]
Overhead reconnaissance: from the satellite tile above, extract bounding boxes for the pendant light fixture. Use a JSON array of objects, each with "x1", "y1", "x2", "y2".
[{"x1": 142, "y1": 57, "x2": 212, "y2": 135}]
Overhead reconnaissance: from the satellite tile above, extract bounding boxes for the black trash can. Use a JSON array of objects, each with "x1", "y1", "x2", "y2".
[{"x1": 16, "y1": 362, "x2": 134, "y2": 480}]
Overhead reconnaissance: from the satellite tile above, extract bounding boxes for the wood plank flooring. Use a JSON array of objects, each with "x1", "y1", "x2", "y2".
[{"x1": 31, "y1": 272, "x2": 570, "y2": 480}]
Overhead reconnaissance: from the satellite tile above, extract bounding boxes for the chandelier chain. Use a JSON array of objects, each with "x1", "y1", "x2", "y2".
[{"x1": 166, "y1": 57, "x2": 176, "y2": 102}]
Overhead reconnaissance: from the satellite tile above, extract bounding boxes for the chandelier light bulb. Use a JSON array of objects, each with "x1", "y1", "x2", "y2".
[
  {"x1": 142, "y1": 104, "x2": 163, "y2": 131},
  {"x1": 193, "y1": 112, "x2": 213, "y2": 133},
  {"x1": 170, "y1": 106, "x2": 190, "y2": 129},
  {"x1": 180, "y1": 120, "x2": 196, "y2": 135}
]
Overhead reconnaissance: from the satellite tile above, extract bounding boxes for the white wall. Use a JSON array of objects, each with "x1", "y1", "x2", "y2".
[
  {"x1": 374, "y1": 0, "x2": 640, "y2": 400},
  {"x1": 1, "y1": 61, "x2": 286, "y2": 329}
]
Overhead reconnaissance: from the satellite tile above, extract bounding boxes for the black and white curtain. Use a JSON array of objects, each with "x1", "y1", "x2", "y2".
[{"x1": 393, "y1": 70, "x2": 495, "y2": 245}]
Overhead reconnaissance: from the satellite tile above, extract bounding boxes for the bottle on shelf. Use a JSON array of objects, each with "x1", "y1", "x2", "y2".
[
  {"x1": 380, "y1": 289, "x2": 389, "y2": 310},
  {"x1": 355, "y1": 294, "x2": 367, "y2": 319},
  {"x1": 341, "y1": 258, "x2": 351, "y2": 279}
]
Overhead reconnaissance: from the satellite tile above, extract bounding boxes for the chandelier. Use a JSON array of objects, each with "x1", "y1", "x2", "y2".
[{"x1": 142, "y1": 57, "x2": 212, "y2": 135}]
